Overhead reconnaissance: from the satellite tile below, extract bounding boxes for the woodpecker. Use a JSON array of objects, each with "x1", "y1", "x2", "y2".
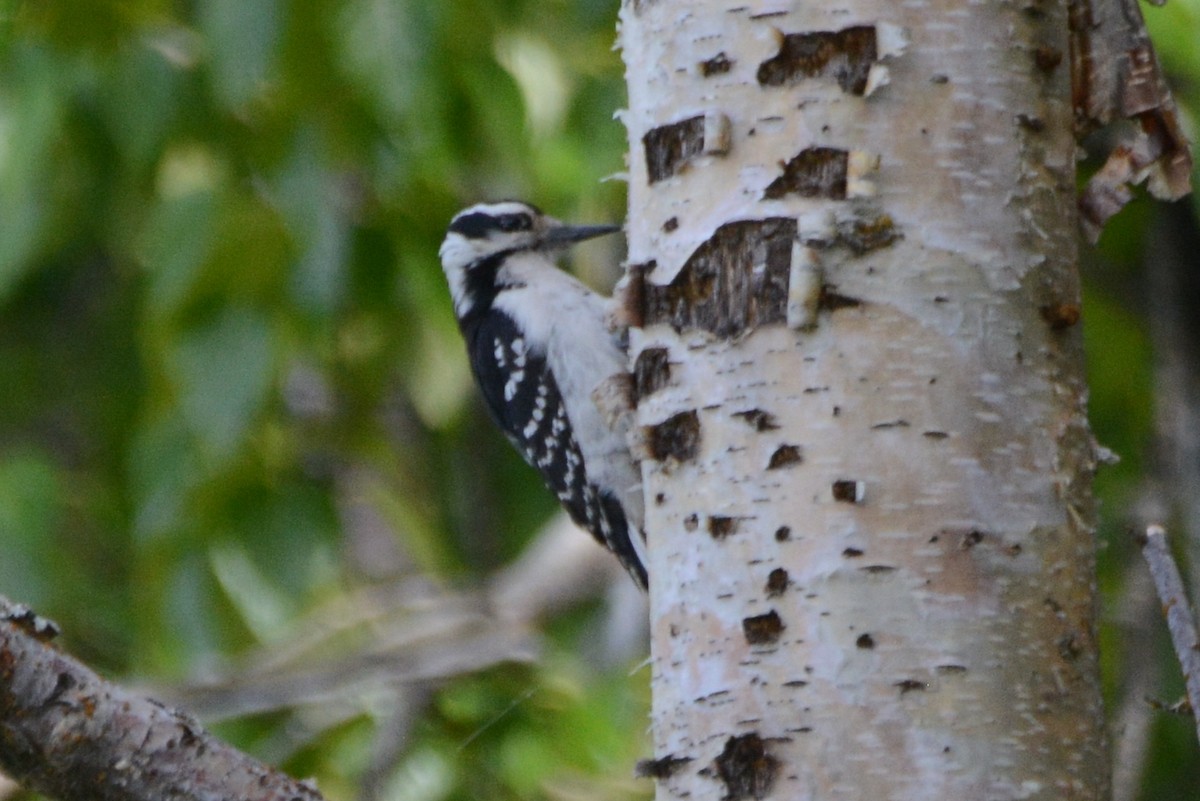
[{"x1": 439, "y1": 201, "x2": 648, "y2": 588}]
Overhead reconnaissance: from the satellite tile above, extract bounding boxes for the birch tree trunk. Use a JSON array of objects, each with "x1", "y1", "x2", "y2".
[{"x1": 618, "y1": 2, "x2": 1109, "y2": 799}]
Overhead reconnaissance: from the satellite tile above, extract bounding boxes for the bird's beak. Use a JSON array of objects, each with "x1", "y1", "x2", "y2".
[{"x1": 541, "y1": 222, "x2": 623, "y2": 248}]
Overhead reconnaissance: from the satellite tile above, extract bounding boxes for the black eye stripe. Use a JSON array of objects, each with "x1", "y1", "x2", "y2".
[
  {"x1": 497, "y1": 213, "x2": 532, "y2": 232},
  {"x1": 448, "y1": 211, "x2": 533, "y2": 239},
  {"x1": 448, "y1": 212, "x2": 496, "y2": 239}
]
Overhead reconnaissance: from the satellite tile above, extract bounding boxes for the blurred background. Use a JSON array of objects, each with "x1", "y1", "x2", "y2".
[{"x1": 0, "y1": 1, "x2": 1198, "y2": 799}]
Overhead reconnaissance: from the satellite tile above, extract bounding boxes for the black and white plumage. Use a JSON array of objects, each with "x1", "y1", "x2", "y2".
[{"x1": 439, "y1": 201, "x2": 647, "y2": 588}]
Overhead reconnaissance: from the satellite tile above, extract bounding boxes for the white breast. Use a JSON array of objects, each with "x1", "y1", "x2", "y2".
[{"x1": 493, "y1": 253, "x2": 644, "y2": 531}]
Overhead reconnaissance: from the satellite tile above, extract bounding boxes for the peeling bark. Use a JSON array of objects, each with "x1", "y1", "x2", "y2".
[
  {"x1": 635, "y1": 218, "x2": 796, "y2": 336},
  {"x1": 1069, "y1": 0, "x2": 1193, "y2": 240},
  {"x1": 756, "y1": 26, "x2": 878, "y2": 95},
  {"x1": 619, "y1": 1, "x2": 1112, "y2": 799}
]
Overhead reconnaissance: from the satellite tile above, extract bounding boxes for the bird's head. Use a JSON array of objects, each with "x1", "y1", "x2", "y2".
[{"x1": 438, "y1": 200, "x2": 621, "y2": 317}]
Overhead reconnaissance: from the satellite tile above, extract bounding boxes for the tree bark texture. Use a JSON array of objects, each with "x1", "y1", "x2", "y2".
[
  {"x1": 0, "y1": 597, "x2": 326, "y2": 801},
  {"x1": 619, "y1": 2, "x2": 1109, "y2": 799}
]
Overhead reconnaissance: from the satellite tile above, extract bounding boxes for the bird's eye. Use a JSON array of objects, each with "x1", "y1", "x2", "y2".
[{"x1": 498, "y1": 213, "x2": 532, "y2": 232}]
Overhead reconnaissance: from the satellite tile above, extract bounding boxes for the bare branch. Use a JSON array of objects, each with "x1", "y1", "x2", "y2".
[
  {"x1": 1136, "y1": 525, "x2": 1200, "y2": 745},
  {"x1": 0, "y1": 597, "x2": 326, "y2": 801},
  {"x1": 1110, "y1": 551, "x2": 1161, "y2": 801},
  {"x1": 159, "y1": 512, "x2": 620, "y2": 724}
]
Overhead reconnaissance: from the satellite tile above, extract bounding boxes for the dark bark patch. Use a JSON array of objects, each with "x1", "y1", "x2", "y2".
[
  {"x1": 856, "y1": 633, "x2": 875, "y2": 649},
  {"x1": 1017, "y1": 113, "x2": 1046, "y2": 132},
  {"x1": 1034, "y1": 45, "x2": 1063, "y2": 72},
  {"x1": 923, "y1": 430, "x2": 949, "y2": 440},
  {"x1": 624, "y1": 261, "x2": 652, "y2": 328},
  {"x1": 634, "y1": 347, "x2": 671, "y2": 399},
  {"x1": 959, "y1": 529, "x2": 985, "y2": 549},
  {"x1": 861, "y1": 564, "x2": 895, "y2": 574},
  {"x1": 895, "y1": 679, "x2": 928, "y2": 694},
  {"x1": 842, "y1": 547, "x2": 863, "y2": 557},
  {"x1": 684, "y1": 513, "x2": 699, "y2": 532},
  {"x1": 765, "y1": 568, "x2": 789, "y2": 597},
  {"x1": 643, "y1": 114, "x2": 727, "y2": 183},
  {"x1": 1058, "y1": 632, "x2": 1083, "y2": 660},
  {"x1": 835, "y1": 213, "x2": 900, "y2": 254},
  {"x1": 647, "y1": 410, "x2": 701, "y2": 463},
  {"x1": 3, "y1": 604, "x2": 61, "y2": 642},
  {"x1": 1041, "y1": 302, "x2": 1081, "y2": 329},
  {"x1": 818, "y1": 286, "x2": 864, "y2": 311},
  {"x1": 831, "y1": 479, "x2": 864, "y2": 503},
  {"x1": 47, "y1": 671, "x2": 76, "y2": 703},
  {"x1": 743, "y1": 610, "x2": 785, "y2": 645},
  {"x1": 937, "y1": 664, "x2": 968, "y2": 674},
  {"x1": 636, "y1": 754, "x2": 693, "y2": 779},
  {"x1": 713, "y1": 733, "x2": 780, "y2": 800},
  {"x1": 708, "y1": 516, "x2": 739, "y2": 539},
  {"x1": 774, "y1": 526, "x2": 792, "y2": 542},
  {"x1": 644, "y1": 116, "x2": 702, "y2": 183},
  {"x1": 763, "y1": 147, "x2": 848, "y2": 200},
  {"x1": 804, "y1": 212, "x2": 901, "y2": 254},
  {"x1": 663, "y1": 216, "x2": 679, "y2": 232},
  {"x1": 733, "y1": 409, "x2": 780, "y2": 431},
  {"x1": 640, "y1": 218, "x2": 797, "y2": 337},
  {"x1": 767, "y1": 444, "x2": 803, "y2": 470},
  {"x1": 935, "y1": 527, "x2": 995, "y2": 550},
  {"x1": 701, "y1": 52, "x2": 734, "y2": 76},
  {"x1": 757, "y1": 26, "x2": 878, "y2": 95},
  {"x1": 870, "y1": 419, "x2": 909, "y2": 430}
]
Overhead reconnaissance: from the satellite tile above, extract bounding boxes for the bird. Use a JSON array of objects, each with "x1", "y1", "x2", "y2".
[{"x1": 438, "y1": 200, "x2": 647, "y2": 588}]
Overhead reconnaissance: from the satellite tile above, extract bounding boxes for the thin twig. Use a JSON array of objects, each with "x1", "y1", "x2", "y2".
[
  {"x1": 1110, "y1": 554, "x2": 1160, "y2": 801},
  {"x1": 1136, "y1": 524, "x2": 1200, "y2": 745}
]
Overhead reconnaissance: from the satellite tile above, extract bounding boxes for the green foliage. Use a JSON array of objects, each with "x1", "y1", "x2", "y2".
[
  {"x1": 1, "y1": 0, "x2": 1199, "y2": 798},
  {"x1": 0, "y1": 0, "x2": 640, "y2": 798}
]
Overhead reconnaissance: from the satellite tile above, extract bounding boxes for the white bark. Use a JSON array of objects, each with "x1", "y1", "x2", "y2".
[{"x1": 619, "y1": 1, "x2": 1109, "y2": 799}]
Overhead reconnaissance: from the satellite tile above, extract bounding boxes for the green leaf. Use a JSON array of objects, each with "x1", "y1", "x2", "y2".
[
  {"x1": 0, "y1": 46, "x2": 68, "y2": 301},
  {"x1": 139, "y1": 189, "x2": 220, "y2": 319},
  {"x1": 128, "y1": 412, "x2": 202, "y2": 542},
  {"x1": 209, "y1": 540, "x2": 297, "y2": 643},
  {"x1": 100, "y1": 37, "x2": 186, "y2": 172},
  {"x1": 168, "y1": 306, "x2": 276, "y2": 465},
  {"x1": 273, "y1": 130, "x2": 349, "y2": 316},
  {"x1": 198, "y1": 0, "x2": 280, "y2": 109},
  {"x1": 336, "y1": 0, "x2": 424, "y2": 126},
  {"x1": 0, "y1": 449, "x2": 64, "y2": 605}
]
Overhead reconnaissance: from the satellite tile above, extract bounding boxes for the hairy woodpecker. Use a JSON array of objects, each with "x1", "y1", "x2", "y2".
[{"x1": 439, "y1": 201, "x2": 648, "y2": 588}]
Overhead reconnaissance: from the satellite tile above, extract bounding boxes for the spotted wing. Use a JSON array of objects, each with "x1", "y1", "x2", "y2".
[{"x1": 466, "y1": 311, "x2": 648, "y2": 587}]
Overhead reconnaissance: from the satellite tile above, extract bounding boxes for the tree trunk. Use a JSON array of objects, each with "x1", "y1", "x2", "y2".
[{"x1": 619, "y1": 2, "x2": 1110, "y2": 799}]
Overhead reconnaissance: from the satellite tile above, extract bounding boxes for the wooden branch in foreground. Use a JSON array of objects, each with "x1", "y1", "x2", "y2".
[
  {"x1": 0, "y1": 596, "x2": 325, "y2": 801},
  {"x1": 1136, "y1": 525, "x2": 1200, "y2": 745}
]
